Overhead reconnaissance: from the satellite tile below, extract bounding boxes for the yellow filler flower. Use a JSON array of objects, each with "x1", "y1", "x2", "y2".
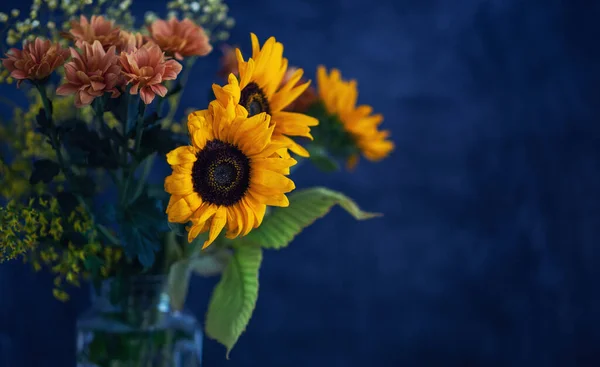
[
  {"x1": 316, "y1": 66, "x2": 394, "y2": 168},
  {"x1": 164, "y1": 99, "x2": 297, "y2": 249},
  {"x1": 212, "y1": 33, "x2": 318, "y2": 157}
]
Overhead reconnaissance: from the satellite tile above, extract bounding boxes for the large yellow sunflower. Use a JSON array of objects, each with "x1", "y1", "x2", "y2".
[
  {"x1": 316, "y1": 66, "x2": 394, "y2": 167},
  {"x1": 212, "y1": 33, "x2": 318, "y2": 157},
  {"x1": 164, "y1": 98, "x2": 297, "y2": 249}
]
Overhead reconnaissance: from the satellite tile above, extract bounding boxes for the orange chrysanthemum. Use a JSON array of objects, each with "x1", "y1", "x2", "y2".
[
  {"x1": 149, "y1": 18, "x2": 212, "y2": 60},
  {"x1": 217, "y1": 44, "x2": 238, "y2": 78},
  {"x1": 118, "y1": 30, "x2": 147, "y2": 54},
  {"x1": 68, "y1": 15, "x2": 121, "y2": 51},
  {"x1": 1, "y1": 38, "x2": 69, "y2": 87},
  {"x1": 119, "y1": 43, "x2": 183, "y2": 104},
  {"x1": 56, "y1": 40, "x2": 121, "y2": 107}
]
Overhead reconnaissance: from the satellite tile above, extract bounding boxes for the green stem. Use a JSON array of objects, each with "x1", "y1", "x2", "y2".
[
  {"x1": 34, "y1": 83, "x2": 91, "y2": 214},
  {"x1": 121, "y1": 102, "x2": 146, "y2": 206},
  {"x1": 133, "y1": 103, "x2": 146, "y2": 157},
  {"x1": 34, "y1": 83, "x2": 52, "y2": 120},
  {"x1": 165, "y1": 58, "x2": 196, "y2": 123}
]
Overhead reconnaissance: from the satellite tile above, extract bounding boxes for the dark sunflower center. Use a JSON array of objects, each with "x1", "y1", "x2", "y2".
[
  {"x1": 191, "y1": 140, "x2": 251, "y2": 206},
  {"x1": 240, "y1": 82, "x2": 270, "y2": 116}
]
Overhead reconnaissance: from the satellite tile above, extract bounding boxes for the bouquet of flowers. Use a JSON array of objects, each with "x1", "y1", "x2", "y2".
[{"x1": 0, "y1": 0, "x2": 393, "y2": 364}]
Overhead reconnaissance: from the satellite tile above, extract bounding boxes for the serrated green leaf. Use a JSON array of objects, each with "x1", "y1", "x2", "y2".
[
  {"x1": 205, "y1": 245, "x2": 262, "y2": 358},
  {"x1": 244, "y1": 187, "x2": 381, "y2": 249}
]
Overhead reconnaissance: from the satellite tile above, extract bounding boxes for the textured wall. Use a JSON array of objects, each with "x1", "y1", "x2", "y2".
[{"x1": 1, "y1": 0, "x2": 599, "y2": 366}]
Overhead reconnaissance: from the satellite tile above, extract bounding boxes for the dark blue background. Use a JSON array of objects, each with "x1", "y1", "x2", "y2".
[{"x1": 1, "y1": 0, "x2": 600, "y2": 366}]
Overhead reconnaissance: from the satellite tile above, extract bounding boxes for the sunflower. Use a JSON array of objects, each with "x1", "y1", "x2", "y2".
[
  {"x1": 212, "y1": 33, "x2": 318, "y2": 157},
  {"x1": 164, "y1": 98, "x2": 297, "y2": 249},
  {"x1": 315, "y1": 66, "x2": 394, "y2": 168}
]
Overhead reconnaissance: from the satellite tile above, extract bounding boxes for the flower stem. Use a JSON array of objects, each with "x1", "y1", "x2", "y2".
[
  {"x1": 121, "y1": 102, "x2": 146, "y2": 206},
  {"x1": 165, "y1": 57, "x2": 196, "y2": 123},
  {"x1": 34, "y1": 82, "x2": 52, "y2": 121},
  {"x1": 34, "y1": 83, "x2": 90, "y2": 213}
]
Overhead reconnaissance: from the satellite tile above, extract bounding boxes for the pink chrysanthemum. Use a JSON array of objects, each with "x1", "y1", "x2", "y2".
[
  {"x1": 149, "y1": 18, "x2": 212, "y2": 60},
  {"x1": 68, "y1": 15, "x2": 121, "y2": 51},
  {"x1": 56, "y1": 40, "x2": 121, "y2": 107},
  {"x1": 2, "y1": 38, "x2": 70, "y2": 87},
  {"x1": 119, "y1": 43, "x2": 183, "y2": 104}
]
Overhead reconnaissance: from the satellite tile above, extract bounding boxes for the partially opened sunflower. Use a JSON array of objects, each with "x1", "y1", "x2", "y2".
[
  {"x1": 315, "y1": 66, "x2": 394, "y2": 168},
  {"x1": 212, "y1": 33, "x2": 318, "y2": 157},
  {"x1": 164, "y1": 98, "x2": 297, "y2": 249}
]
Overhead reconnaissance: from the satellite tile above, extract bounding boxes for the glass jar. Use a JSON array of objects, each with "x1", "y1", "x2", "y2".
[{"x1": 76, "y1": 275, "x2": 203, "y2": 367}]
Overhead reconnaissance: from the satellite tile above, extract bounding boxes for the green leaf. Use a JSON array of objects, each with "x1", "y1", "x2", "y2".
[
  {"x1": 205, "y1": 245, "x2": 262, "y2": 357},
  {"x1": 139, "y1": 125, "x2": 185, "y2": 158},
  {"x1": 189, "y1": 249, "x2": 232, "y2": 277},
  {"x1": 29, "y1": 159, "x2": 60, "y2": 184},
  {"x1": 166, "y1": 259, "x2": 192, "y2": 310},
  {"x1": 129, "y1": 153, "x2": 156, "y2": 205},
  {"x1": 244, "y1": 187, "x2": 381, "y2": 249},
  {"x1": 120, "y1": 194, "x2": 169, "y2": 267},
  {"x1": 165, "y1": 248, "x2": 232, "y2": 310}
]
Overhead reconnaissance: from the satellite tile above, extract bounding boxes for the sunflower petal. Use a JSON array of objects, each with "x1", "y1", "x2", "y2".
[
  {"x1": 251, "y1": 169, "x2": 295, "y2": 193},
  {"x1": 203, "y1": 206, "x2": 227, "y2": 249},
  {"x1": 166, "y1": 146, "x2": 197, "y2": 165},
  {"x1": 193, "y1": 203, "x2": 218, "y2": 224},
  {"x1": 167, "y1": 196, "x2": 193, "y2": 223},
  {"x1": 236, "y1": 113, "x2": 273, "y2": 156},
  {"x1": 252, "y1": 157, "x2": 297, "y2": 175},
  {"x1": 164, "y1": 173, "x2": 194, "y2": 195}
]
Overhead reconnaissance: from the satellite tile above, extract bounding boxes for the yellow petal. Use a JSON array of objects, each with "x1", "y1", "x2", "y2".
[
  {"x1": 252, "y1": 157, "x2": 297, "y2": 175},
  {"x1": 172, "y1": 162, "x2": 194, "y2": 174},
  {"x1": 164, "y1": 173, "x2": 193, "y2": 195},
  {"x1": 251, "y1": 169, "x2": 295, "y2": 193},
  {"x1": 271, "y1": 135, "x2": 310, "y2": 158},
  {"x1": 237, "y1": 50, "x2": 255, "y2": 90},
  {"x1": 225, "y1": 204, "x2": 244, "y2": 239},
  {"x1": 245, "y1": 192, "x2": 266, "y2": 227},
  {"x1": 236, "y1": 113, "x2": 273, "y2": 156},
  {"x1": 187, "y1": 220, "x2": 209, "y2": 243},
  {"x1": 166, "y1": 146, "x2": 197, "y2": 166},
  {"x1": 193, "y1": 203, "x2": 218, "y2": 224},
  {"x1": 270, "y1": 79, "x2": 311, "y2": 112},
  {"x1": 272, "y1": 111, "x2": 318, "y2": 139},
  {"x1": 250, "y1": 32, "x2": 260, "y2": 59},
  {"x1": 183, "y1": 193, "x2": 203, "y2": 213},
  {"x1": 166, "y1": 196, "x2": 193, "y2": 223},
  {"x1": 202, "y1": 206, "x2": 227, "y2": 249},
  {"x1": 264, "y1": 193, "x2": 290, "y2": 207}
]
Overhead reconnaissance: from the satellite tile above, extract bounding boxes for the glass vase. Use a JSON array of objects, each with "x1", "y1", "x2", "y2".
[{"x1": 76, "y1": 275, "x2": 203, "y2": 367}]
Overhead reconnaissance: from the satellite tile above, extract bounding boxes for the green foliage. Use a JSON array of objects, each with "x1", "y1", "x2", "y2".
[
  {"x1": 29, "y1": 159, "x2": 59, "y2": 184},
  {"x1": 119, "y1": 193, "x2": 169, "y2": 268},
  {"x1": 139, "y1": 125, "x2": 184, "y2": 159},
  {"x1": 205, "y1": 245, "x2": 262, "y2": 357},
  {"x1": 306, "y1": 145, "x2": 340, "y2": 172},
  {"x1": 243, "y1": 187, "x2": 381, "y2": 249}
]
